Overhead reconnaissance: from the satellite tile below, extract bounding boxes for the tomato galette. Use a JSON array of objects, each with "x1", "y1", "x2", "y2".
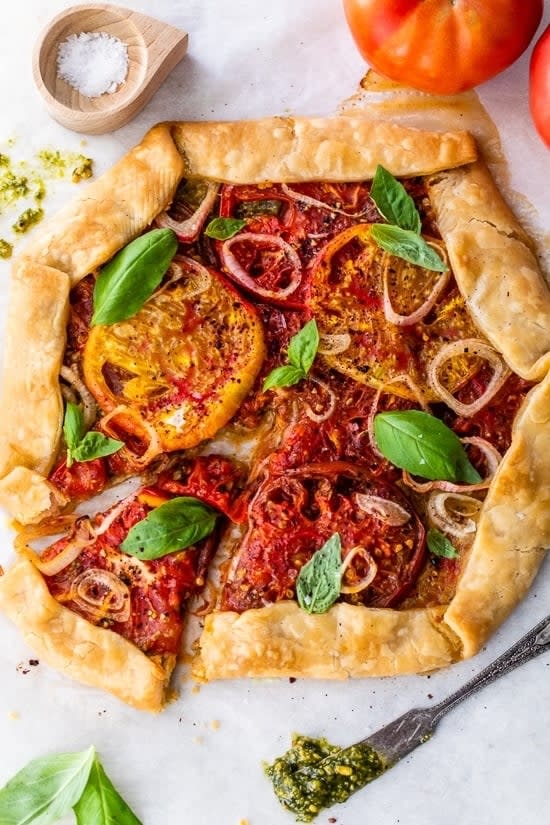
[{"x1": 0, "y1": 117, "x2": 549, "y2": 711}]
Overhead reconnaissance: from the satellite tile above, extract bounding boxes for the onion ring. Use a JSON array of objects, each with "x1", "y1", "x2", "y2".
[
  {"x1": 220, "y1": 232, "x2": 302, "y2": 300},
  {"x1": 155, "y1": 182, "x2": 219, "y2": 243},
  {"x1": 340, "y1": 546, "x2": 378, "y2": 594},
  {"x1": 355, "y1": 493, "x2": 411, "y2": 526}
]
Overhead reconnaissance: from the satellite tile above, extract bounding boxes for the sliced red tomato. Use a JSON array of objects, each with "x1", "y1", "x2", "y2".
[
  {"x1": 150, "y1": 455, "x2": 248, "y2": 523},
  {"x1": 49, "y1": 457, "x2": 108, "y2": 500},
  {"x1": 221, "y1": 461, "x2": 425, "y2": 612},
  {"x1": 42, "y1": 496, "x2": 216, "y2": 656},
  {"x1": 530, "y1": 24, "x2": 550, "y2": 148},
  {"x1": 309, "y1": 224, "x2": 480, "y2": 400},
  {"x1": 82, "y1": 261, "x2": 265, "y2": 463}
]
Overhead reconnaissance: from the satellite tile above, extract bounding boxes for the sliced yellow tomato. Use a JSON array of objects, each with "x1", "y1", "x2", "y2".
[
  {"x1": 83, "y1": 261, "x2": 266, "y2": 455},
  {"x1": 309, "y1": 224, "x2": 480, "y2": 401}
]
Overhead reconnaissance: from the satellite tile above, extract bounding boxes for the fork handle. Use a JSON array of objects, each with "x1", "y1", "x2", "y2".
[{"x1": 431, "y1": 613, "x2": 550, "y2": 725}]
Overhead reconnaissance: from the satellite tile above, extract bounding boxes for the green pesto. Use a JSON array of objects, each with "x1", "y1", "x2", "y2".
[
  {"x1": 12, "y1": 207, "x2": 44, "y2": 234},
  {"x1": 0, "y1": 239, "x2": 13, "y2": 259},
  {"x1": 37, "y1": 149, "x2": 67, "y2": 176},
  {"x1": 0, "y1": 170, "x2": 29, "y2": 210},
  {"x1": 236, "y1": 198, "x2": 283, "y2": 218},
  {"x1": 0, "y1": 154, "x2": 9, "y2": 167},
  {"x1": 34, "y1": 179, "x2": 47, "y2": 202},
  {"x1": 71, "y1": 155, "x2": 93, "y2": 183},
  {"x1": 264, "y1": 734, "x2": 387, "y2": 822}
]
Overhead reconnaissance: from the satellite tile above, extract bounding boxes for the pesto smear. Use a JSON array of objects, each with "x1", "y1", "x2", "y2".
[{"x1": 265, "y1": 734, "x2": 387, "y2": 821}]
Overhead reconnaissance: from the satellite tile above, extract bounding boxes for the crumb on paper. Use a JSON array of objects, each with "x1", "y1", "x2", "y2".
[
  {"x1": 192, "y1": 736, "x2": 203, "y2": 745},
  {"x1": 210, "y1": 719, "x2": 221, "y2": 731},
  {"x1": 7, "y1": 710, "x2": 20, "y2": 720},
  {"x1": 191, "y1": 683, "x2": 201, "y2": 695},
  {"x1": 238, "y1": 820, "x2": 250, "y2": 825}
]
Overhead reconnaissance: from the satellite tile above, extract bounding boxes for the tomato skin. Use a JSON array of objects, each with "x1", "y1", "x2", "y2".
[
  {"x1": 530, "y1": 24, "x2": 550, "y2": 148},
  {"x1": 343, "y1": 0, "x2": 543, "y2": 95}
]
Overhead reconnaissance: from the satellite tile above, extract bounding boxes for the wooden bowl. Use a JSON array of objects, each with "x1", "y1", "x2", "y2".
[{"x1": 33, "y1": 3, "x2": 188, "y2": 135}]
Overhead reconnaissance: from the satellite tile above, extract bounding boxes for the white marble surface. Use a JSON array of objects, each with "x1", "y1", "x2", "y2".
[{"x1": 0, "y1": 2, "x2": 550, "y2": 824}]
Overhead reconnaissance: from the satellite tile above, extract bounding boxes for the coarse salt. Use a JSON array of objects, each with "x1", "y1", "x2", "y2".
[{"x1": 56, "y1": 31, "x2": 129, "y2": 98}]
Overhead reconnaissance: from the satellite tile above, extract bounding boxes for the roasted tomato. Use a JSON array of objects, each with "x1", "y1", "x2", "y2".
[
  {"x1": 83, "y1": 259, "x2": 265, "y2": 460},
  {"x1": 49, "y1": 457, "x2": 108, "y2": 500},
  {"x1": 530, "y1": 24, "x2": 550, "y2": 148},
  {"x1": 221, "y1": 461, "x2": 425, "y2": 612},
  {"x1": 343, "y1": 0, "x2": 543, "y2": 94},
  {"x1": 42, "y1": 495, "x2": 216, "y2": 656},
  {"x1": 217, "y1": 182, "x2": 377, "y2": 306},
  {"x1": 308, "y1": 224, "x2": 480, "y2": 400}
]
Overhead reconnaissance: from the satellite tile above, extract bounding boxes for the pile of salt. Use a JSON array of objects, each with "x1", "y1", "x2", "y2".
[{"x1": 57, "y1": 31, "x2": 129, "y2": 98}]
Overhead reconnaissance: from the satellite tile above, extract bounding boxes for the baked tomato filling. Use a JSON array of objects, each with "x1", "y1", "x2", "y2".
[
  {"x1": 45, "y1": 175, "x2": 532, "y2": 626},
  {"x1": 38, "y1": 487, "x2": 218, "y2": 656}
]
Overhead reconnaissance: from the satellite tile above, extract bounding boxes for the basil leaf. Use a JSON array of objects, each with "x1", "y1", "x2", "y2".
[
  {"x1": 204, "y1": 217, "x2": 246, "y2": 240},
  {"x1": 74, "y1": 755, "x2": 142, "y2": 825},
  {"x1": 373, "y1": 410, "x2": 482, "y2": 483},
  {"x1": 63, "y1": 402, "x2": 84, "y2": 452},
  {"x1": 262, "y1": 364, "x2": 305, "y2": 392},
  {"x1": 92, "y1": 228, "x2": 178, "y2": 326},
  {"x1": 121, "y1": 496, "x2": 217, "y2": 559},
  {"x1": 71, "y1": 432, "x2": 124, "y2": 464},
  {"x1": 287, "y1": 319, "x2": 319, "y2": 374},
  {"x1": 427, "y1": 528, "x2": 459, "y2": 559},
  {"x1": 0, "y1": 745, "x2": 95, "y2": 825},
  {"x1": 370, "y1": 165, "x2": 421, "y2": 233},
  {"x1": 296, "y1": 533, "x2": 342, "y2": 614},
  {"x1": 370, "y1": 224, "x2": 448, "y2": 272}
]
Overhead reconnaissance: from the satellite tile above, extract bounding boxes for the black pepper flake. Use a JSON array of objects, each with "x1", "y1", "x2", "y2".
[
  {"x1": 29, "y1": 659, "x2": 39, "y2": 667},
  {"x1": 289, "y1": 677, "x2": 297, "y2": 684}
]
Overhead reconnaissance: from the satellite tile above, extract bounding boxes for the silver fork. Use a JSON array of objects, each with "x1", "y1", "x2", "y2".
[{"x1": 353, "y1": 613, "x2": 550, "y2": 766}]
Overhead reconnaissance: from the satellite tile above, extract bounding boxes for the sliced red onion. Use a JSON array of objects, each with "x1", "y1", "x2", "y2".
[
  {"x1": 94, "y1": 492, "x2": 138, "y2": 537},
  {"x1": 402, "y1": 470, "x2": 491, "y2": 494},
  {"x1": 427, "y1": 491, "x2": 482, "y2": 539},
  {"x1": 318, "y1": 333, "x2": 351, "y2": 355},
  {"x1": 427, "y1": 338, "x2": 511, "y2": 417},
  {"x1": 72, "y1": 568, "x2": 131, "y2": 623},
  {"x1": 31, "y1": 519, "x2": 95, "y2": 577},
  {"x1": 340, "y1": 546, "x2": 378, "y2": 594},
  {"x1": 156, "y1": 256, "x2": 211, "y2": 300},
  {"x1": 100, "y1": 406, "x2": 162, "y2": 468},
  {"x1": 461, "y1": 436, "x2": 502, "y2": 477},
  {"x1": 355, "y1": 493, "x2": 411, "y2": 526},
  {"x1": 304, "y1": 376, "x2": 336, "y2": 422},
  {"x1": 382, "y1": 254, "x2": 450, "y2": 327},
  {"x1": 220, "y1": 232, "x2": 302, "y2": 300},
  {"x1": 280, "y1": 183, "x2": 369, "y2": 218},
  {"x1": 60, "y1": 365, "x2": 97, "y2": 430},
  {"x1": 155, "y1": 182, "x2": 220, "y2": 243}
]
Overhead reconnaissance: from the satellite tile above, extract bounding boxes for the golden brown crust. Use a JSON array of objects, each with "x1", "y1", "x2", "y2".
[
  {"x1": 0, "y1": 260, "x2": 70, "y2": 519},
  {"x1": 427, "y1": 160, "x2": 550, "y2": 381},
  {"x1": 196, "y1": 602, "x2": 460, "y2": 680},
  {"x1": 444, "y1": 373, "x2": 550, "y2": 655},
  {"x1": 0, "y1": 559, "x2": 171, "y2": 711},
  {"x1": 18, "y1": 124, "x2": 185, "y2": 286},
  {"x1": 171, "y1": 116, "x2": 477, "y2": 183}
]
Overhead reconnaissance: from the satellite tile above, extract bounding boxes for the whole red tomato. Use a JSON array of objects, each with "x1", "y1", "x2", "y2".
[
  {"x1": 530, "y1": 24, "x2": 550, "y2": 148},
  {"x1": 343, "y1": 0, "x2": 543, "y2": 95}
]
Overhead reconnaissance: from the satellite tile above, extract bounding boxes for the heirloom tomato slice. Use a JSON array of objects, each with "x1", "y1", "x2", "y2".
[
  {"x1": 309, "y1": 224, "x2": 480, "y2": 401},
  {"x1": 83, "y1": 259, "x2": 265, "y2": 456},
  {"x1": 221, "y1": 461, "x2": 425, "y2": 612}
]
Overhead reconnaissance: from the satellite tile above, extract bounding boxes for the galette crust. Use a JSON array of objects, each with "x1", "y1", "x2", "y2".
[
  {"x1": 427, "y1": 161, "x2": 550, "y2": 381},
  {"x1": 170, "y1": 116, "x2": 477, "y2": 182},
  {"x1": 0, "y1": 559, "x2": 172, "y2": 712},
  {"x1": 196, "y1": 602, "x2": 460, "y2": 680},
  {"x1": 0, "y1": 115, "x2": 549, "y2": 699}
]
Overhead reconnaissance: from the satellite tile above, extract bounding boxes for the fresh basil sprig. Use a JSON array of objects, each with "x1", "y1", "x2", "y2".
[
  {"x1": 370, "y1": 165, "x2": 421, "y2": 233},
  {"x1": 296, "y1": 533, "x2": 343, "y2": 614},
  {"x1": 0, "y1": 746, "x2": 141, "y2": 825},
  {"x1": 92, "y1": 228, "x2": 178, "y2": 326},
  {"x1": 370, "y1": 224, "x2": 448, "y2": 273},
  {"x1": 373, "y1": 410, "x2": 481, "y2": 483},
  {"x1": 74, "y1": 755, "x2": 142, "y2": 825},
  {"x1": 263, "y1": 319, "x2": 319, "y2": 391},
  {"x1": 369, "y1": 165, "x2": 448, "y2": 272},
  {"x1": 427, "y1": 528, "x2": 459, "y2": 559},
  {"x1": 121, "y1": 496, "x2": 218, "y2": 559},
  {"x1": 63, "y1": 402, "x2": 123, "y2": 467},
  {"x1": 204, "y1": 217, "x2": 246, "y2": 240}
]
